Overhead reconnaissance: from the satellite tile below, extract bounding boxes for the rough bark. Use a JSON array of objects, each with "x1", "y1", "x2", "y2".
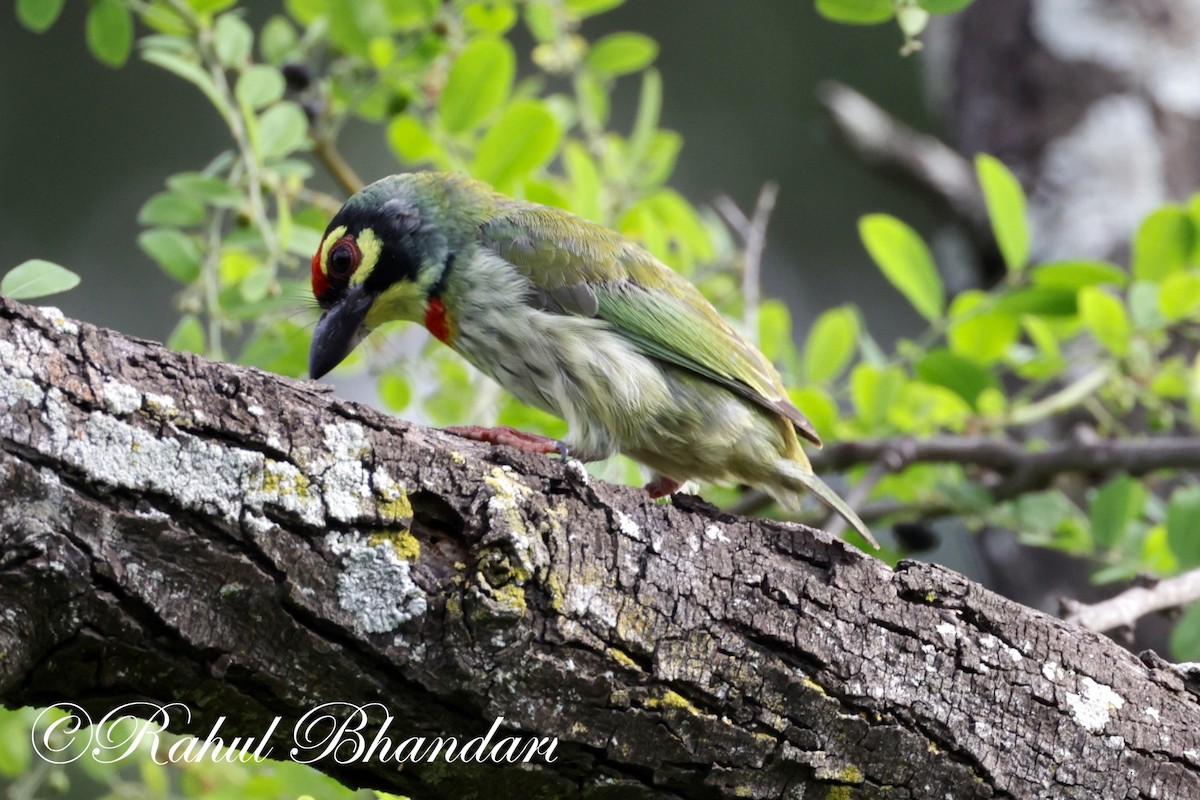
[{"x1": 1, "y1": 295, "x2": 1198, "y2": 799}]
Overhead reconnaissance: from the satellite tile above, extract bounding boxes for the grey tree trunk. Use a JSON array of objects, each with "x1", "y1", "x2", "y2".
[{"x1": 3, "y1": 297, "x2": 1200, "y2": 798}]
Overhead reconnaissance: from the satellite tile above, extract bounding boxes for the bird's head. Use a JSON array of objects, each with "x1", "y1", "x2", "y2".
[{"x1": 308, "y1": 173, "x2": 470, "y2": 379}]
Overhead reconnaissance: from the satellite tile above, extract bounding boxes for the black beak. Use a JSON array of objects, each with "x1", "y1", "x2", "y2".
[{"x1": 309, "y1": 284, "x2": 374, "y2": 379}]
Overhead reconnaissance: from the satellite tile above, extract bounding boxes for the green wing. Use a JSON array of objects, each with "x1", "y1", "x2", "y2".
[{"x1": 480, "y1": 204, "x2": 821, "y2": 446}]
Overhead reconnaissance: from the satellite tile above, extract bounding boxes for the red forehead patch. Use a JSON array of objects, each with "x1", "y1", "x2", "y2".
[{"x1": 311, "y1": 249, "x2": 330, "y2": 299}]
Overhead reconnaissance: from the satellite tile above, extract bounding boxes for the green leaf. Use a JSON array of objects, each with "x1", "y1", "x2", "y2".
[
  {"x1": 850, "y1": 363, "x2": 905, "y2": 427},
  {"x1": 187, "y1": 0, "x2": 238, "y2": 12},
  {"x1": 563, "y1": 140, "x2": 602, "y2": 221},
  {"x1": 0, "y1": 711, "x2": 31, "y2": 776},
  {"x1": 975, "y1": 154, "x2": 1030, "y2": 273},
  {"x1": 138, "y1": 228, "x2": 202, "y2": 283},
  {"x1": 472, "y1": 100, "x2": 562, "y2": 191},
  {"x1": 524, "y1": 0, "x2": 558, "y2": 42},
  {"x1": 167, "y1": 314, "x2": 206, "y2": 354},
  {"x1": 440, "y1": 38, "x2": 515, "y2": 134},
  {"x1": 387, "y1": 114, "x2": 440, "y2": 164},
  {"x1": 858, "y1": 214, "x2": 944, "y2": 322},
  {"x1": 946, "y1": 290, "x2": 1018, "y2": 364},
  {"x1": 575, "y1": 71, "x2": 610, "y2": 132},
  {"x1": 1021, "y1": 314, "x2": 1062, "y2": 361},
  {"x1": 240, "y1": 320, "x2": 310, "y2": 376},
  {"x1": 992, "y1": 287, "x2": 1077, "y2": 317},
  {"x1": 917, "y1": 0, "x2": 973, "y2": 12},
  {"x1": 1031, "y1": 260, "x2": 1127, "y2": 291},
  {"x1": 86, "y1": 0, "x2": 134, "y2": 67},
  {"x1": 1078, "y1": 286, "x2": 1131, "y2": 356},
  {"x1": 285, "y1": 0, "x2": 328, "y2": 24},
  {"x1": 1013, "y1": 490, "x2": 1082, "y2": 546},
  {"x1": 587, "y1": 32, "x2": 658, "y2": 77},
  {"x1": 893, "y1": 381, "x2": 972, "y2": 433},
  {"x1": 166, "y1": 173, "x2": 243, "y2": 207},
  {"x1": 788, "y1": 387, "x2": 838, "y2": 439},
  {"x1": 385, "y1": 0, "x2": 438, "y2": 29},
  {"x1": 463, "y1": 1, "x2": 517, "y2": 33},
  {"x1": 260, "y1": 15, "x2": 298, "y2": 63},
  {"x1": 757, "y1": 299, "x2": 792, "y2": 365},
  {"x1": 1170, "y1": 602, "x2": 1200, "y2": 661},
  {"x1": 628, "y1": 68, "x2": 662, "y2": 165},
  {"x1": 378, "y1": 373, "x2": 412, "y2": 411},
  {"x1": 642, "y1": 130, "x2": 682, "y2": 188},
  {"x1": 236, "y1": 65, "x2": 286, "y2": 110},
  {"x1": 1, "y1": 259, "x2": 81, "y2": 300},
  {"x1": 138, "y1": 191, "x2": 206, "y2": 227},
  {"x1": 141, "y1": 49, "x2": 228, "y2": 118},
  {"x1": 915, "y1": 349, "x2": 998, "y2": 408},
  {"x1": 16, "y1": 0, "x2": 65, "y2": 32},
  {"x1": 213, "y1": 12, "x2": 253, "y2": 66},
  {"x1": 1167, "y1": 486, "x2": 1200, "y2": 569},
  {"x1": 328, "y1": 0, "x2": 390, "y2": 53},
  {"x1": 1159, "y1": 271, "x2": 1200, "y2": 322},
  {"x1": 1128, "y1": 281, "x2": 1163, "y2": 331},
  {"x1": 257, "y1": 101, "x2": 309, "y2": 160},
  {"x1": 564, "y1": 0, "x2": 624, "y2": 16},
  {"x1": 1132, "y1": 205, "x2": 1195, "y2": 282},
  {"x1": 1089, "y1": 474, "x2": 1147, "y2": 551},
  {"x1": 804, "y1": 305, "x2": 858, "y2": 383},
  {"x1": 815, "y1": 0, "x2": 893, "y2": 24}
]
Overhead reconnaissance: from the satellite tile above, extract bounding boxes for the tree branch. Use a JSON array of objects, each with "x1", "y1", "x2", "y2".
[
  {"x1": 811, "y1": 434, "x2": 1200, "y2": 499},
  {"x1": 733, "y1": 433, "x2": 1200, "y2": 520},
  {"x1": 2, "y1": 297, "x2": 1199, "y2": 798},
  {"x1": 1065, "y1": 569, "x2": 1200, "y2": 634},
  {"x1": 714, "y1": 182, "x2": 779, "y2": 338},
  {"x1": 817, "y1": 81, "x2": 986, "y2": 231}
]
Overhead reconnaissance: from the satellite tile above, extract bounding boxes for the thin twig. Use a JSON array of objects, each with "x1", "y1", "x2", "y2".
[
  {"x1": 1063, "y1": 569, "x2": 1200, "y2": 633},
  {"x1": 714, "y1": 182, "x2": 780, "y2": 339}
]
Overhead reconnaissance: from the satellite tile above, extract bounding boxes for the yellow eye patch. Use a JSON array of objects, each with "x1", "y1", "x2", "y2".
[{"x1": 349, "y1": 228, "x2": 383, "y2": 285}]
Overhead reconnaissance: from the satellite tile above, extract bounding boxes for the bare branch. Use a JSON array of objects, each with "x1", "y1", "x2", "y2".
[
  {"x1": 714, "y1": 182, "x2": 780, "y2": 337},
  {"x1": 817, "y1": 81, "x2": 985, "y2": 229},
  {"x1": 1065, "y1": 569, "x2": 1200, "y2": 633},
  {"x1": 731, "y1": 434, "x2": 1200, "y2": 520},
  {"x1": 811, "y1": 435, "x2": 1200, "y2": 500}
]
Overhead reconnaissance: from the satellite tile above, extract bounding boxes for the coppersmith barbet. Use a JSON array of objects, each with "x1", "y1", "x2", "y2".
[{"x1": 308, "y1": 172, "x2": 876, "y2": 548}]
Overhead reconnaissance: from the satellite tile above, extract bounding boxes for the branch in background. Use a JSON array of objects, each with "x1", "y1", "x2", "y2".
[
  {"x1": 714, "y1": 182, "x2": 780, "y2": 338},
  {"x1": 1063, "y1": 569, "x2": 1200, "y2": 634},
  {"x1": 730, "y1": 434, "x2": 1200, "y2": 519},
  {"x1": 312, "y1": 133, "x2": 365, "y2": 197},
  {"x1": 814, "y1": 435, "x2": 1200, "y2": 499},
  {"x1": 817, "y1": 81, "x2": 985, "y2": 230}
]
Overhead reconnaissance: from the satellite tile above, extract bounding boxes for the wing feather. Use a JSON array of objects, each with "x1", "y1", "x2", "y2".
[{"x1": 481, "y1": 206, "x2": 821, "y2": 446}]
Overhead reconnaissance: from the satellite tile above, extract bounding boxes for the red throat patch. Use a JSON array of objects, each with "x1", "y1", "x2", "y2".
[
  {"x1": 311, "y1": 250, "x2": 330, "y2": 298},
  {"x1": 424, "y1": 298, "x2": 453, "y2": 343}
]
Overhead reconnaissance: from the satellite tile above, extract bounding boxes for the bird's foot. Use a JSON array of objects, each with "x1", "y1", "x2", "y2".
[
  {"x1": 644, "y1": 475, "x2": 684, "y2": 499},
  {"x1": 444, "y1": 425, "x2": 569, "y2": 458}
]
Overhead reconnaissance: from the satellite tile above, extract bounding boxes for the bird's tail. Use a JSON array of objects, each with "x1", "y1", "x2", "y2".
[{"x1": 769, "y1": 458, "x2": 879, "y2": 550}]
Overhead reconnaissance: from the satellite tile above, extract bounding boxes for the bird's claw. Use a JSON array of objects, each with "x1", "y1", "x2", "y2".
[{"x1": 444, "y1": 425, "x2": 569, "y2": 458}]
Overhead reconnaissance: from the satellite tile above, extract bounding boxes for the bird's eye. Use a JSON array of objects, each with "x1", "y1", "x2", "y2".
[{"x1": 327, "y1": 235, "x2": 361, "y2": 281}]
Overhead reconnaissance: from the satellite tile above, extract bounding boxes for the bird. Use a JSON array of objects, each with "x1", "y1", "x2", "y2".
[{"x1": 307, "y1": 172, "x2": 877, "y2": 549}]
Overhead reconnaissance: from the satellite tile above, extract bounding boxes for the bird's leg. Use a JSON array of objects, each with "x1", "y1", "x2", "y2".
[
  {"x1": 644, "y1": 474, "x2": 684, "y2": 499},
  {"x1": 444, "y1": 425, "x2": 570, "y2": 458}
]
